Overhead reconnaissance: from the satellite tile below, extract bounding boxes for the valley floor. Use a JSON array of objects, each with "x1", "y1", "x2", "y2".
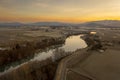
[{"x1": 55, "y1": 28, "x2": 120, "y2": 80}]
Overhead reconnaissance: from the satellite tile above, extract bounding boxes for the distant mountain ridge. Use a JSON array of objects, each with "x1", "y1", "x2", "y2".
[
  {"x1": 0, "y1": 22, "x2": 23, "y2": 27},
  {"x1": 0, "y1": 20, "x2": 120, "y2": 27},
  {"x1": 79, "y1": 20, "x2": 120, "y2": 28},
  {"x1": 27, "y1": 22, "x2": 73, "y2": 26},
  {"x1": 0, "y1": 22, "x2": 74, "y2": 27}
]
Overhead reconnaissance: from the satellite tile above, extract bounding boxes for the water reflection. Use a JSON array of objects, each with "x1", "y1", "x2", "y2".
[
  {"x1": 0, "y1": 34, "x2": 87, "y2": 74},
  {"x1": 32, "y1": 35, "x2": 87, "y2": 61},
  {"x1": 60, "y1": 35, "x2": 87, "y2": 52}
]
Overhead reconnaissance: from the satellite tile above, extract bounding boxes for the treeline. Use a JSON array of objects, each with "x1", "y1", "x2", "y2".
[
  {"x1": 0, "y1": 58, "x2": 57, "y2": 80},
  {"x1": 0, "y1": 37, "x2": 65, "y2": 69},
  {"x1": 82, "y1": 34, "x2": 103, "y2": 50},
  {"x1": 0, "y1": 47, "x2": 72, "y2": 80}
]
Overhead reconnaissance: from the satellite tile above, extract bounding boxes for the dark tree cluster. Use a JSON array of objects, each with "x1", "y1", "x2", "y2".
[{"x1": 0, "y1": 37, "x2": 65, "y2": 69}]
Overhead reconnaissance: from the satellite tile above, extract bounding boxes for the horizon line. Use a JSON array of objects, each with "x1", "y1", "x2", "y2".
[{"x1": 0, "y1": 19, "x2": 120, "y2": 24}]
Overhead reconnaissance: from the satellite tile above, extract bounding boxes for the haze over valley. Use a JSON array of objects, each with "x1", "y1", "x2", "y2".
[{"x1": 0, "y1": 0, "x2": 120, "y2": 80}]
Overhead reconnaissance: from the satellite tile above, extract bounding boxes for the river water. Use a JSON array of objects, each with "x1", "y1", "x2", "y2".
[
  {"x1": 32, "y1": 34, "x2": 87, "y2": 61},
  {"x1": 0, "y1": 34, "x2": 87, "y2": 74}
]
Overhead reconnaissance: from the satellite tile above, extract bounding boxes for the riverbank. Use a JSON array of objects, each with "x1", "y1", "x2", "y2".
[
  {"x1": 0, "y1": 27, "x2": 88, "y2": 69},
  {"x1": 0, "y1": 33, "x2": 87, "y2": 80},
  {"x1": 54, "y1": 29, "x2": 120, "y2": 80},
  {"x1": 68, "y1": 30, "x2": 120, "y2": 80},
  {"x1": 0, "y1": 27, "x2": 66, "y2": 70},
  {"x1": 0, "y1": 36, "x2": 66, "y2": 71}
]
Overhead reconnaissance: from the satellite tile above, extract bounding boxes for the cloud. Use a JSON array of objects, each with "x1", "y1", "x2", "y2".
[{"x1": 0, "y1": 0, "x2": 120, "y2": 22}]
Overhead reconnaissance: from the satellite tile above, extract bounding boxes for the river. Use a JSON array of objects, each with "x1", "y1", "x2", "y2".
[
  {"x1": 32, "y1": 34, "x2": 87, "y2": 61},
  {"x1": 0, "y1": 34, "x2": 87, "y2": 75}
]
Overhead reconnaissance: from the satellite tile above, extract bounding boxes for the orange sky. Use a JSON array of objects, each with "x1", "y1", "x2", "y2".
[
  {"x1": 1, "y1": 16, "x2": 120, "y2": 23},
  {"x1": 0, "y1": 0, "x2": 120, "y2": 23}
]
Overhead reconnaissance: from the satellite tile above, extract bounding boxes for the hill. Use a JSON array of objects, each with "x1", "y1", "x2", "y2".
[
  {"x1": 78, "y1": 20, "x2": 120, "y2": 28},
  {"x1": 0, "y1": 20, "x2": 120, "y2": 28}
]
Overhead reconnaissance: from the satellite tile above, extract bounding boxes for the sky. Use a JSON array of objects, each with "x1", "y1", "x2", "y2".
[{"x1": 0, "y1": 0, "x2": 120, "y2": 23}]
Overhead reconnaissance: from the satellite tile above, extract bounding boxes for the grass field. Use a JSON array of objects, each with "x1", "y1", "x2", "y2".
[{"x1": 0, "y1": 27, "x2": 63, "y2": 47}]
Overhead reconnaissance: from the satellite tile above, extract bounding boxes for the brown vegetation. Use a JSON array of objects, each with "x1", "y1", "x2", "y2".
[
  {"x1": 0, "y1": 58, "x2": 58, "y2": 80},
  {"x1": 0, "y1": 45, "x2": 73, "y2": 80},
  {"x1": 83, "y1": 34, "x2": 103, "y2": 50},
  {"x1": 0, "y1": 37, "x2": 65, "y2": 70},
  {"x1": 53, "y1": 48, "x2": 72, "y2": 61}
]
